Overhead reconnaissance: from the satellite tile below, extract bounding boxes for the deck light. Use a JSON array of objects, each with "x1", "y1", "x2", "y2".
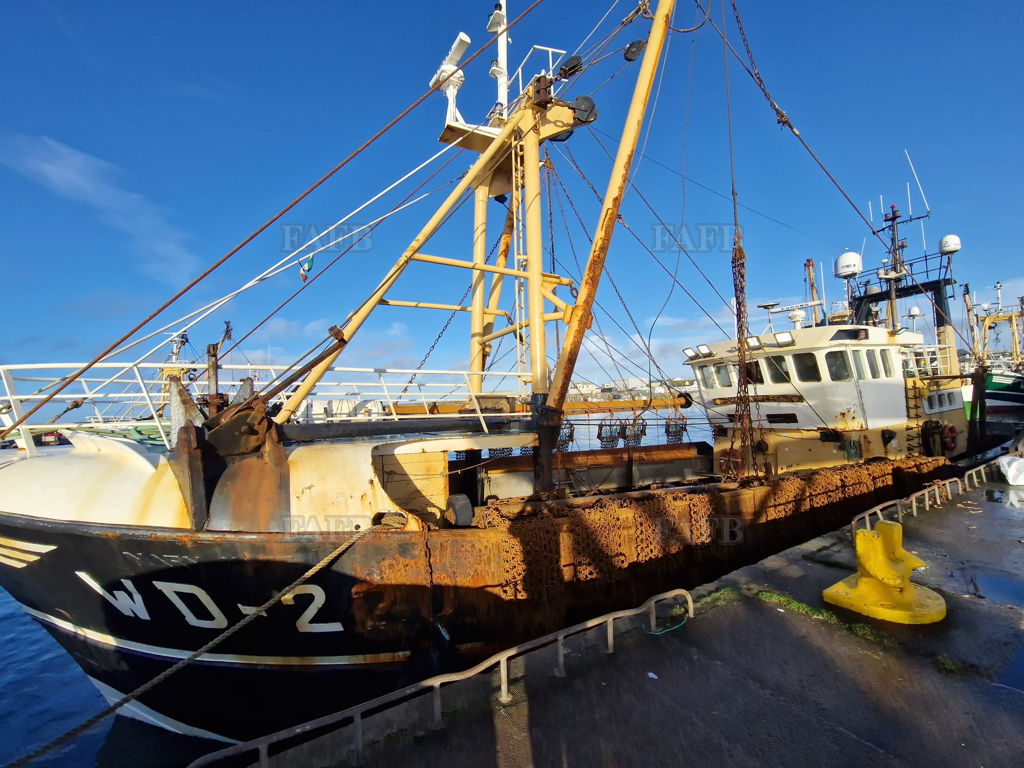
[
  {"x1": 696, "y1": 344, "x2": 713, "y2": 357},
  {"x1": 773, "y1": 331, "x2": 795, "y2": 346},
  {"x1": 486, "y1": 4, "x2": 506, "y2": 34},
  {"x1": 745, "y1": 336, "x2": 763, "y2": 350},
  {"x1": 683, "y1": 347, "x2": 698, "y2": 360}
]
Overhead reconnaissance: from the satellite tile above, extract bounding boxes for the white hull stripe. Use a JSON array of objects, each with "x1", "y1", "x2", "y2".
[
  {"x1": 88, "y1": 676, "x2": 238, "y2": 744},
  {"x1": 24, "y1": 606, "x2": 411, "y2": 667}
]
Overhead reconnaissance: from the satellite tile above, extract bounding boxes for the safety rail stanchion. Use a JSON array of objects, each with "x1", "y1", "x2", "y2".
[
  {"x1": 554, "y1": 635, "x2": 566, "y2": 678},
  {"x1": 605, "y1": 617, "x2": 616, "y2": 654},
  {"x1": 498, "y1": 657, "x2": 512, "y2": 704},
  {"x1": 463, "y1": 373, "x2": 489, "y2": 433},
  {"x1": 132, "y1": 366, "x2": 170, "y2": 449},
  {"x1": 377, "y1": 371, "x2": 399, "y2": 421},
  {"x1": 353, "y1": 712, "x2": 363, "y2": 761},
  {"x1": 432, "y1": 684, "x2": 443, "y2": 730},
  {"x1": 0, "y1": 367, "x2": 37, "y2": 458}
]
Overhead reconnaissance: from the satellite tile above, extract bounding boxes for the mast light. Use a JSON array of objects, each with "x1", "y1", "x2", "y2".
[{"x1": 486, "y1": 4, "x2": 506, "y2": 34}]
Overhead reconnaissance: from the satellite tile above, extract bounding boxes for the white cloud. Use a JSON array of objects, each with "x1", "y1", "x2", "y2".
[{"x1": 0, "y1": 135, "x2": 199, "y2": 285}]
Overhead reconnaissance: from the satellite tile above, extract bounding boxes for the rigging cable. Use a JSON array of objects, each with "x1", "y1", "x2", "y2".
[
  {"x1": 553, "y1": 144, "x2": 731, "y2": 337},
  {"x1": 718, "y1": 0, "x2": 972, "y2": 350},
  {"x1": 0, "y1": 0, "x2": 549, "y2": 441},
  {"x1": 548, "y1": 163, "x2": 678, "y2": 380},
  {"x1": 585, "y1": 128, "x2": 735, "y2": 315},
  {"x1": 5, "y1": 525, "x2": 389, "y2": 768}
]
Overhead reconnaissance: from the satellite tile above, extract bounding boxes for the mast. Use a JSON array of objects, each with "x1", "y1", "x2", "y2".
[
  {"x1": 804, "y1": 258, "x2": 820, "y2": 325},
  {"x1": 546, "y1": 0, "x2": 678, "y2": 413}
]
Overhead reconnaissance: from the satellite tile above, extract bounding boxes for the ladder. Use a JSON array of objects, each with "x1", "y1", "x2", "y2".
[{"x1": 904, "y1": 377, "x2": 925, "y2": 455}]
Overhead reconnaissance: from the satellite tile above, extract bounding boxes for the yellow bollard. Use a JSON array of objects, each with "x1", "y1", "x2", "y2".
[{"x1": 823, "y1": 520, "x2": 946, "y2": 624}]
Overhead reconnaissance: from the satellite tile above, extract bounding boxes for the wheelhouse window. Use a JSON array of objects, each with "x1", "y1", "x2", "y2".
[
  {"x1": 852, "y1": 350, "x2": 866, "y2": 379},
  {"x1": 793, "y1": 352, "x2": 822, "y2": 382},
  {"x1": 880, "y1": 348, "x2": 894, "y2": 378},
  {"x1": 766, "y1": 355, "x2": 791, "y2": 383},
  {"x1": 714, "y1": 364, "x2": 732, "y2": 387},
  {"x1": 866, "y1": 349, "x2": 881, "y2": 379},
  {"x1": 698, "y1": 365, "x2": 714, "y2": 389},
  {"x1": 825, "y1": 350, "x2": 852, "y2": 381},
  {"x1": 741, "y1": 360, "x2": 764, "y2": 385}
]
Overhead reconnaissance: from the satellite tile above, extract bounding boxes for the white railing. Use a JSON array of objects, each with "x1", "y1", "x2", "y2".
[
  {"x1": 0, "y1": 361, "x2": 533, "y2": 452},
  {"x1": 186, "y1": 587, "x2": 693, "y2": 768},
  {"x1": 901, "y1": 344, "x2": 958, "y2": 379},
  {"x1": 849, "y1": 454, "x2": 1012, "y2": 537},
  {"x1": 510, "y1": 44, "x2": 567, "y2": 97}
]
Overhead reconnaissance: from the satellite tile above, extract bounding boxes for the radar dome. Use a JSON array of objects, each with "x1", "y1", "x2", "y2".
[
  {"x1": 939, "y1": 234, "x2": 961, "y2": 255},
  {"x1": 834, "y1": 251, "x2": 862, "y2": 279}
]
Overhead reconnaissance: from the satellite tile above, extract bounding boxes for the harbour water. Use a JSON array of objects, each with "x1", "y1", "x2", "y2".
[{"x1": 0, "y1": 589, "x2": 217, "y2": 767}]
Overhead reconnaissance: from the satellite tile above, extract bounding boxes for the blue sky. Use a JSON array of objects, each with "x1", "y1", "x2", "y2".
[{"x1": 1, "y1": 0, "x2": 1021, "y2": 387}]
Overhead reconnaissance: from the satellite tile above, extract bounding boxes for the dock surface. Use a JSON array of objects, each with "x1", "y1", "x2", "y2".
[{"x1": 205, "y1": 476, "x2": 1024, "y2": 768}]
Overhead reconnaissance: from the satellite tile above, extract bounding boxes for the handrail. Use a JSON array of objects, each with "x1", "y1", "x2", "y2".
[
  {"x1": 186, "y1": 587, "x2": 693, "y2": 768},
  {"x1": 0, "y1": 361, "x2": 533, "y2": 446},
  {"x1": 849, "y1": 453, "x2": 1014, "y2": 537}
]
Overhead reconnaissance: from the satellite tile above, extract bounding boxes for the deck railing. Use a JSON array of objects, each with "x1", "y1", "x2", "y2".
[
  {"x1": 186, "y1": 587, "x2": 694, "y2": 768},
  {"x1": 849, "y1": 453, "x2": 1014, "y2": 537},
  {"x1": 0, "y1": 361, "x2": 532, "y2": 453}
]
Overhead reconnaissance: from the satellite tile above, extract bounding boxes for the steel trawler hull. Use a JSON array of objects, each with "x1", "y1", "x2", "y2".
[
  {"x1": 985, "y1": 370, "x2": 1024, "y2": 419},
  {"x1": 0, "y1": 453, "x2": 955, "y2": 742}
]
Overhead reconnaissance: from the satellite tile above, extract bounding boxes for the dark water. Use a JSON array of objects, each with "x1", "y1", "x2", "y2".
[{"x1": 0, "y1": 590, "x2": 219, "y2": 767}]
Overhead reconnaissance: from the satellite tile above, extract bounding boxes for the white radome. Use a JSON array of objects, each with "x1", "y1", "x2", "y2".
[
  {"x1": 834, "y1": 250, "x2": 863, "y2": 279},
  {"x1": 939, "y1": 234, "x2": 962, "y2": 255}
]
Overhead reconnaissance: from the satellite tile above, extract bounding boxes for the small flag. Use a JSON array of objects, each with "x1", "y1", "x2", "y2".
[{"x1": 298, "y1": 255, "x2": 314, "y2": 282}]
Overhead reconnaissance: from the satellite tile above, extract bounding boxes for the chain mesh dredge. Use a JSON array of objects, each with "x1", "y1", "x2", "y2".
[{"x1": 479, "y1": 456, "x2": 951, "y2": 601}]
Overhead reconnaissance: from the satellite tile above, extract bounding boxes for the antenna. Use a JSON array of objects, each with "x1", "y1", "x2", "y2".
[
  {"x1": 904, "y1": 149, "x2": 931, "y2": 214},
  {"x1": 429, "y1": 32, "x2": 472, "y2": 124},
  {"x1": 486, "y1": 1, "x2": 510, "y2": 118},
  {"x1": 868, "y1": 199, "x2": 874, "y2": 223},
  {"x1": 906, "y1": 181, "x2": 913, "y2": 216}
]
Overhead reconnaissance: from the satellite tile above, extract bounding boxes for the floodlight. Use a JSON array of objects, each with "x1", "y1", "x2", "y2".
[{"x1": 773, "y1": 332, "x2": 795, "y2": 347}]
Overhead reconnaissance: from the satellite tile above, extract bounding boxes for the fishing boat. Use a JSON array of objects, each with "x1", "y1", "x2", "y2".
[
  {"x1": 0, "y1": 0, "x2": 989, "y2": 749},
  {"x1": 961, "y1": 281, "x2": 1024, "y2": 429},
  {"x1": 687, "y1": 206, "x2": 972, "y2": 473}
]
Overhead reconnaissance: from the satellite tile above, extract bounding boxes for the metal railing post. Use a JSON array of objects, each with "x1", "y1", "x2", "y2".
[
  {"x1": 498, "y1": 657, "x2": 512, "y2": 704},
  {"x1": 464, "y1": 373, "x2": 489, "y2": 433},
  {"x1": 0, "y1": 367, "x2": 37, "y2": 457},
  {"x1": 132, "y1": 365, "x2": 170, "y2": 449},
  {"x1": 432, "y1": 684, "x2": 443, "y2": 730},
  {"x1": 353, "y1": 713, "x2": 363, "y2": 762}
]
